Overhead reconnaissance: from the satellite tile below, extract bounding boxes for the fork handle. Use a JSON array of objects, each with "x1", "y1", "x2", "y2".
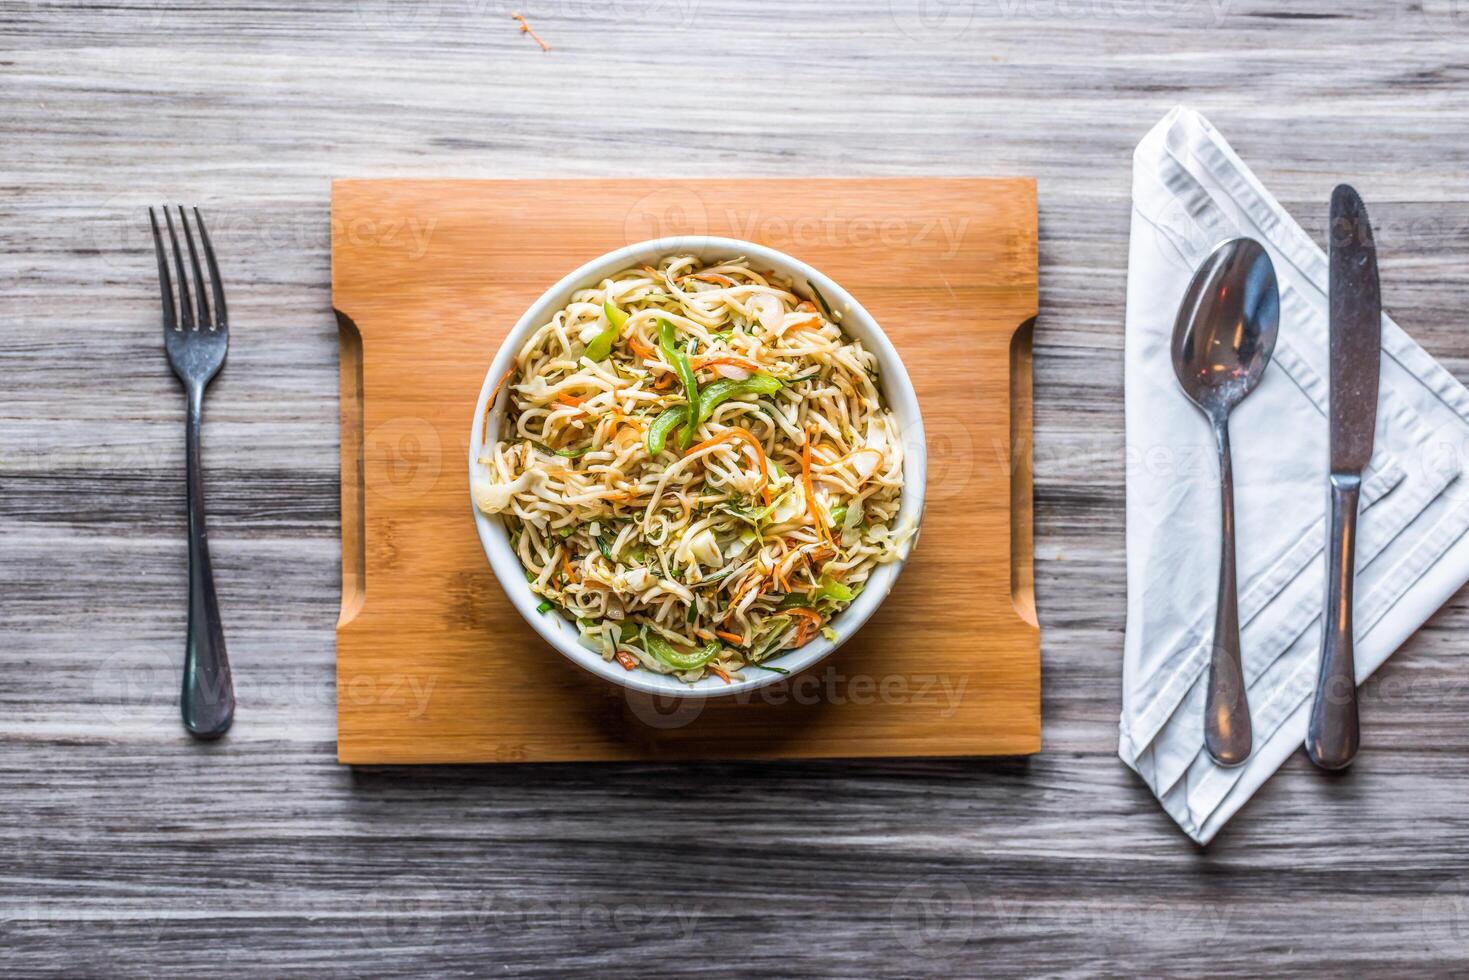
[{"x1": 182, "y1": 384, "x2": 234, "y2": 739}]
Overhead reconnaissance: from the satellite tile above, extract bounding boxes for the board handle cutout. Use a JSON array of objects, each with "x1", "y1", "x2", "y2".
[
  {"x1": 337, "y1": 309, "x2": 366, "y2": 629},
  {"x1": 1009, "y1": 316, "x2": 1038, "y2": 628}
]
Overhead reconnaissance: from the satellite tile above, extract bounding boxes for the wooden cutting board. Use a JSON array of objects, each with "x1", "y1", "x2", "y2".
[{"x1": 332, "y1": 178, "x2": 1039, "y2": 764}]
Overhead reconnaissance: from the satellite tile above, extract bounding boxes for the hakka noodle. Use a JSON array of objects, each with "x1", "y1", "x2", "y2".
[{"x1": 473, "y1": 254, "x2": 912, "y2": 682}]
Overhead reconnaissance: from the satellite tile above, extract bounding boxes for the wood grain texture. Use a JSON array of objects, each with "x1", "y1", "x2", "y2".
[
  {"x1": 332, "y1": 177, "x2": 1040, "y2": 763},
  {"x1": 5, "y1": 0, "x2": 1469, "y2": 975}
]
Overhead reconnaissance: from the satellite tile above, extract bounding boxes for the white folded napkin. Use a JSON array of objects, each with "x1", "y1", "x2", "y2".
[{"x1": 1121, "y1": 107, "x2": 1469, "y2": 843}]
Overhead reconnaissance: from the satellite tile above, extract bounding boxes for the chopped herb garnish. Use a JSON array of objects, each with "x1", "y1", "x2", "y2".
[
  {"x1": 806, "y1": 280, "x2": 839, "y2": 321},
  {"x1": 695, "y1": 566, "x2": 737, "y2": 587},
  {"x1": 532, "y1": 440, "x2": 592, "y2": 459}
]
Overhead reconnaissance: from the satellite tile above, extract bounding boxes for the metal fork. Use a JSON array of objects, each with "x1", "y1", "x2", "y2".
[{"x1": 151, "y1": 206, "x2": 235, "y2": 739}]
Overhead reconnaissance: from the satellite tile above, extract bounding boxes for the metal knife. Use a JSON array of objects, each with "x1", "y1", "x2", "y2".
[{"x1": 1307, "y1": 184, "x2": 1381, "y2": 770}]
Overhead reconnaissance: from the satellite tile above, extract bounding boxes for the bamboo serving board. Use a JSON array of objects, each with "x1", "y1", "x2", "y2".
[{"x1": 332, "y1": 178, "x2": 1039, "y2": 764}]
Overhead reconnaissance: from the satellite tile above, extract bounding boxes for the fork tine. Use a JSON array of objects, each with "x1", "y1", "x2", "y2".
[
  {"x1": 193, "y1": 208, "x2": 227, "y2": 330},
  {"x1": 149, "y1": 208, "x2": 177, "y2": 332},
  {"x1": 178, "y1": 206, "x2": 211, "y2": 328},
  {"x1": 163, "y1": 207, "x2": 194, "y2": 330}
]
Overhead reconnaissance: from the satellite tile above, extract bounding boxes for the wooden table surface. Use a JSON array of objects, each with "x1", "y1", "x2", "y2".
[{"x1": 5, "y1": 1, "x2": 1469, "y2": 975}]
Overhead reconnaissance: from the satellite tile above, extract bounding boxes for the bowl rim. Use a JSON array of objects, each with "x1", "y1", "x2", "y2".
[{"x1": 468, "y1": 235, "x2": 927, "y2": 699}]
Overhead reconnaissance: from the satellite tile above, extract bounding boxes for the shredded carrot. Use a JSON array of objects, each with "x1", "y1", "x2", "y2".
[
  {"x1": 680, "y1": 272, "x2": 737, "y2": 287},
  {"x1": 561, "y1": 550, "x2": 575, "y2": 581},
  {"x1": 796, "y1": 300, "x2": 817, "y2": 313},
  {"x1": 691, "y1": 354, "x2": 762, "y2": 374},
  {"x1": 784, "y1": 608, "x2": 823, "y2": 649},
  {"x1": 615, "y1": 649, "x2": 638, "y2": 671},
  {"x1": 774, "y1": 547, "x2": 811, "y2": 592},
  {"x1": 627, "y1": 333, "x2": 656, "y2": 360},
  {"x1": 722, "y1": 572, "x2": 767, "y2": 623},
  {"x1": 556, "y1": 392, "x2": 586, "y2": 407},
  {"x1": 802, "y1": 433, "x2": 833, "y2": 546},
  {"x1": 653, "y1": 372, "x2": 675, "y2": 391},
  {"x1": 800, "y1": 548, "x2": 836, "y2": 586},
  {"x1": 489, "y1": 365, "x2": 515, "y2": 404},
  {"x1": 483, "y1": 365, "x2": 516, "y2": 440},
  {"x1": 510, "y1": 12, "x2": 550, "y2": 51},
  {"x1": 708, "y1": 664, "x2": 733, "y2": 684},
  {"x1": 788, "y1": 315, "x2": 822, "y2": 331},
  {"x1": 784, "y1": 607, "x2": 822, "y2": 627},
  {"x1": 715, "y1": 629, "x2": 745, "y2": 646},
  {"x1": 685, "y1": 427, "x2": 772, "y2": 506}
]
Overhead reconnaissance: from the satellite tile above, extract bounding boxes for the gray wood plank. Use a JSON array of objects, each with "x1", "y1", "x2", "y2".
[{"x1": 4, "y1": 0, "x2": 1469, "y2": 975}]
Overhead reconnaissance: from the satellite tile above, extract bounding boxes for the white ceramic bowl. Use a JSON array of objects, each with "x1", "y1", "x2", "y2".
[{"x1": 469, "y1": 237, "x2": 927, "y2": 698}]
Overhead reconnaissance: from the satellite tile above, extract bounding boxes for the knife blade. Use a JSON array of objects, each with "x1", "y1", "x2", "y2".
[
  {"x1": 1328, "y1": 185, "x2": 1382, "y2": 473},
  {"x1": 1308, "y1": 183, "x2": 1381, "y2": 770}
]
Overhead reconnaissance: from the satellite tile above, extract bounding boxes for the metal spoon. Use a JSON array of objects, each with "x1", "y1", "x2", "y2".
[{"x1": 1171, "y1": 237, "x2": 1281, "y2": 768}]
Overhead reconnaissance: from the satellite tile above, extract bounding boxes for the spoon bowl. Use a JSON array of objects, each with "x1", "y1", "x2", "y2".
[
  {"x1": 1170, "y1": 237, "x2": 1280, "y2": 768},
  {"x1": 1173, "y1": 238, "x2": 1281, "y2": 419}
]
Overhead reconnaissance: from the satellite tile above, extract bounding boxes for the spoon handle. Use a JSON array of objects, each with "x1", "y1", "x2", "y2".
[
  {"x1": 1206, "y1": 415, "x2": 1252, "y2": 767},
  {"x1": 1307, "y1": 474, "x2": 1361, "y2": 769}
]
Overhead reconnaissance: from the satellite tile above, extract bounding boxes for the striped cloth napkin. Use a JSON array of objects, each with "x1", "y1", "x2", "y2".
[{"x1": 1120, "y1": 106, "x2": 1469, "y2": 843}]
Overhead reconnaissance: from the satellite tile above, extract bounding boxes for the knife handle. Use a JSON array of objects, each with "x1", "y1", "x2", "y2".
[
  {"x1": 1205, "y1": 415, "x2": 1252, "y2": 767},
  {"x1": 1308, "y1": 473, "x2": 1362, "y2": 770}
]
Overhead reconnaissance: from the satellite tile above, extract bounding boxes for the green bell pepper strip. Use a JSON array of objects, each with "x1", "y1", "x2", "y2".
[
  {"x1": 658, "y1": 318, "x2": 701, "y2": 449},
  {"x1": 640, "y1": 627, "x2": 720, "y2": 671},
  {"x1": 775, "y1": 575, "x2": 853, "y2": 609},
  {"x1": 812, "y1": 575, "x2": 854, "y2": 603},
  {"x1": 693, "y1": 374, "x2": 783, "y2": 432},
  {"x1": 646, "y1": 405, "x2": 690, "y2": 456},
  {"x1": 584, "y1": 301, "x2": 628, "y2": 362}
]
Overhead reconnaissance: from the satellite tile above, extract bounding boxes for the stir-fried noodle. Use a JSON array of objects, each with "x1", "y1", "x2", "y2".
[{"x1": 474, "y1": 254, "x2": 910, "y2": 682}]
